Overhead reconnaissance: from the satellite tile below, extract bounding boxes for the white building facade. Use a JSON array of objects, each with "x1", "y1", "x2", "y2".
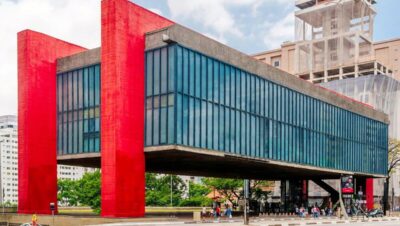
[
  {"x1": 0, "y1": 115, "x2": 18, "y2": 204},
  {"x1": 58, "y1": 165, "x2": 95, "y2": 181},
  {"x1": 0, "y1": 115, "x2": 95, "y2": 205}
]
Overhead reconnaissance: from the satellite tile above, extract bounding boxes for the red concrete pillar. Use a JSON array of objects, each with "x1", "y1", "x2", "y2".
[
  {"x1": 366, "y1": 178, "x2": 374, "y2": 210},
  {"x1": 18, "y1": 30, "x2": 85, "y2": 214},
  {"x1": 100, "y1": 0, "x2": 173, "y2": 217}
]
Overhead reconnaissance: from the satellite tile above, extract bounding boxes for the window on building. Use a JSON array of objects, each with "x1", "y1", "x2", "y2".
[{"x1": 273, "y1": 60, "x2": 280, "y2": 67}]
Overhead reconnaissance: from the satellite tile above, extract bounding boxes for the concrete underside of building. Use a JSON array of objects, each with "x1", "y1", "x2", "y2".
[{"x1": 58, "y1": 148, "x2": 379, "y2": 180}]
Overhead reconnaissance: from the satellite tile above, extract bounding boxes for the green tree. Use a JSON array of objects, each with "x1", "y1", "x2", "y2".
[
  {"x1": 58, "y1": 178, "x2": 79, "y2": 206},
  {"x1": 179, "y1": 181, "x2": 212, "y2": 207},
  {"x1": 76, "y1": 170, "x2": 101, "y2": 213},
  {"x1": 202, "y1": 178, "x2": 273, "y2": 205},
  {"x1": 202, "y1": 178, "x2": 243, "y2": 204},
  {"x1": 384, "y1": 139, "x2": 400, "y2": 213},
  {"x1": 145, "y1": 173, "x2": 186, "y2": 206},
  {"x1": 58, "y1": 170, "x2": 101, "y2": 213},
  {"x1": 250, "y1": 180, "x2": 272, "y2": 202}
]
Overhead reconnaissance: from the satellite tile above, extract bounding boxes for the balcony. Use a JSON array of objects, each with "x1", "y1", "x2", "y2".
[{"x1": 295, "y1": 0, "x2": 316, "y2": 9}]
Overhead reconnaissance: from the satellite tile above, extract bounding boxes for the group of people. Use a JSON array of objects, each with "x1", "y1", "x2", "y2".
[
  {"x1": 201, "y1": 201, "x2": 233, "y2": 221},
  {"x1": 295, "y1": 201, "x2": 334, "y2": 218}
]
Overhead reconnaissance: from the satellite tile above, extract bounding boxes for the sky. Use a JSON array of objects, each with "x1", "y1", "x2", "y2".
[{"x1": 0, "y1": 0, "x2": 399, "y2": 116}]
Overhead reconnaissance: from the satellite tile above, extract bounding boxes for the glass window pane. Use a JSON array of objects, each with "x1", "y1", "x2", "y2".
[
  {"x1": 154, "y1": 50, "x2": 160, "y2": 95},
  {"x1": 161, "y1": 48, "x2": 168, "y2": 94}
]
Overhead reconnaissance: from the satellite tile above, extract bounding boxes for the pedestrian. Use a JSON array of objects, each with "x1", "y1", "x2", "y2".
[
  {"x1": 312, "y1": 203, "x2": 320, "y2": 218},
  {"x1": 201, "y1": 206, "x2": 207, "y2": 221},
  {"x1": 299, "y1": 205, "x2": 306, "y2": 218},
  {"x1": 212, "y1": 200, "x2": 218, "y2": 220},
  {"x1": 327, "y1": 198, "x2": 333, "y2": 216},
  {"x1": 215, "y1": 205, "x2": 221, "y2": 222},
  {"x1": 225, "y1": 204, "x2": 233, "y2": 219},
  {"x1": 295, "y1": 204, "x2": 299, "y2": 216}
]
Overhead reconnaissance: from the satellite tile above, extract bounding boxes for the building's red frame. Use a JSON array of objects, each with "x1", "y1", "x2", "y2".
[
  {"x1": 18, "y1": 30, "x2": 86, "y2": 214},
  {"x1": 100, "y1": 0, "x2": 173, "y2": 217},
  {"x1": 18, "y1": 0, "x2": 173, "y2": 217}
]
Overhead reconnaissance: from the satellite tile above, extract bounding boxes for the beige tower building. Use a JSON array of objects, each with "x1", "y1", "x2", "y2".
[{"x1": 254, "y1": 0, "x2": 399, "y2": 83}]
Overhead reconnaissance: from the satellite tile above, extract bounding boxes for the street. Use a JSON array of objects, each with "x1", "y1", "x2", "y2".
[
  {"x1": 309, "y1": 221, "x2": 400, "y2": 226},
  {"x1": 90, "y1": 218, "x2": 400, "y2": 226}
]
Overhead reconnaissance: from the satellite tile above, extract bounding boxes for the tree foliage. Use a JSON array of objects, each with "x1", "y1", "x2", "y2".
[
  {"x1": 250, "y1": 180, "x2": 273, "y2": 201},
  {"x1": 58, "y1": 178, "x2": 79, "y2": 206},
  {"x1": 58, "y1": 171, "x2": 271, "y2": 210},
  {"x1": 388, "y1": 139, "x2": 400, "y2": 175},
  {"x1": 202, "y1": 178, "x2": 272, "y2": 204},
  {"x1": 57, "y1": 170, "x2": 101, "y2": 213},
  {"x1": 76, "y1": 170, "x2": 101, "y2": 212},
  {"x1": 179, "y1": 181, "x2": 212, "y2": 207},
  {"x1": 202, "y1": 178, "x2": 243, "y2": 204},
  {"x1": 145, "y1": 173, "x2": 186, "y2": 206}
]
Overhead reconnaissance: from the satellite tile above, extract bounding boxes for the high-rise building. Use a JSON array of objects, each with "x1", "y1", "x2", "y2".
[
  {"x1": 254, "y1": 0, "x2": 398, "y2": 83},
  {"x1": 57, "y1": 165, "x2": 95, "y2": 181},
  {"x1": 0, "y1": 115, "x2": 94, "y2": 205},
  {"x1": 0, "y1": 115, "x2": 18, "y2": 204}
]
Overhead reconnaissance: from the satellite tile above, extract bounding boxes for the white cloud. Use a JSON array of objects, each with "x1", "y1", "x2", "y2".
[
  {"x1": 262, "y1": 12, "x2": 295, "y2": 49},
  {"x1": 149, "y1": 8, "x2": 163, "y2": 16},
  {"x1": 166, "y1": 0, "x2": 267, "y2": 41},
  {"x1": 203, "y1": 33, "x2": 227, "y2": 45},
  {"x1": 0, "y1": 0, "x2": 100, "y2": 115},
  {"x1": 167, "y1": 0, "x2": 294, "y2": 52},
  {"x1": 0, "y1": 0, "x2": 296, "y2": 116}
]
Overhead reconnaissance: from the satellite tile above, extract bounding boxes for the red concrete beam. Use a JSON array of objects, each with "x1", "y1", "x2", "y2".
[
  {"x1": 101, "y1": 0, "x2": 174, "y2": 217},
  {"x1": 366, "y1": 178, "x2": 374, "y2": 210},
  {"x1": 18, "y1": 30, "x2": 86, "y2": 214}
]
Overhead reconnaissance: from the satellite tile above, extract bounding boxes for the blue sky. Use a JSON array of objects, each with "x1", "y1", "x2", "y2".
[
  {"x1": 374, "y1": 0, "x2": 400, "y2": 42},
  {"x1": 0, "y1": 0, "x2": 399, "y2": 115},
  {"x1": 133, "y1": 0, "x2": 296, "y2": 54},
  {"x1": 132, "y1": 0, "x2": 400, "y2": 53}
]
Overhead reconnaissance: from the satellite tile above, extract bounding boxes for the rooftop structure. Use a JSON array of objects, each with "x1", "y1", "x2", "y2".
[{"x1": 255, "y1": 0, "x2": 398, "y2": 84}]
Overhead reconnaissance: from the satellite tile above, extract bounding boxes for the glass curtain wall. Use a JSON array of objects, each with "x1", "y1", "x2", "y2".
[
  {"x1": 145, "y1": 44, "x2": 388, "y2": 175},
  {"x1": 57, "y1": 64, "x2": 101, "y2": 155}
]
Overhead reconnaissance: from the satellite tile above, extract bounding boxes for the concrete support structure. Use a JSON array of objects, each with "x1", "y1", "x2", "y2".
[
  {"x1": 17, "y1": 30, "x2": 86, "y2": 214},
  {"x1": 100, "y1": 0, "x2": 173, "y2": 217},
  {"x1": 366, "y1": 178, "x2": 374, "y2": 209}
]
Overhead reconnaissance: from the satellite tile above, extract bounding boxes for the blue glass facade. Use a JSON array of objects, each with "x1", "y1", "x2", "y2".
[
  {"x1": 57, "y1": 64, "x2": 101, "y2": 155},
  {"x1": 145, "y1": 44, "x2": 388, "y2": 175}
]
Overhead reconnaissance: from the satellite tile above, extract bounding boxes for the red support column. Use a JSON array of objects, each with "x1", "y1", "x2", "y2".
[
  {"x1": 101, "y1": 0, "x2": 174, "y2": 217},
  {"x1": 18, "y1": 30, "x2": 85, "y2": 214},
  {"x1": 366, "y1": 178, "x2": 374, "y2": 210}
]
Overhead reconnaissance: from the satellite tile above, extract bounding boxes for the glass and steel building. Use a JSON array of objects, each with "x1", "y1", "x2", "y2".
[
  {"x1": 144, "y1": 44, "x2": 388, "y2": 175},
  {"x1": 54, "y1": 43, "x2": 389, "y2": 176},
  {"x1": 18, "y1": 0, "x2": 389, "y2": 217},
  {"x1": 322, "y1": 75, "x2": 400, "y2": 140},
  {"x1": 57, "y1": 64, "x2": 101, "y2": 155}
]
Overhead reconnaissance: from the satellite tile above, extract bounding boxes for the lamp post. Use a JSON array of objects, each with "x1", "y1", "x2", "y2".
[
  {"x1": 244, "y1": 179, "x2": 249, "y2": 225},
  {"x1": 170, "y1": 175, "x2": 173, "y2": 207}
]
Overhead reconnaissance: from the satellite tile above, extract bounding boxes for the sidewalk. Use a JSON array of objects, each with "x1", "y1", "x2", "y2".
[
  {"x1": 88, "y1": 216, "x2": 400, "y2": 226},
  {"x1": 251, "y1": 216, "x2": 400, "y2": 226}
]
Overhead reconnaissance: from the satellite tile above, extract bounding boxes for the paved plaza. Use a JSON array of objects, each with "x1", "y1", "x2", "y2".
[{"x1": 90, "y1": 217, "x2": 400, "y2": 226}]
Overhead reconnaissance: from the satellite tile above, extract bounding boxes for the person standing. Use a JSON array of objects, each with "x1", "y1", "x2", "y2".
[
  {"x1": 201, "y1": 206, "x2": 207, "y2": 221},
  {"x1": 225, "y1": 204, "x2": 233, "y2": 219},
  {"x1": 215, "y1": 204, "x2": 221, "y2": 222},
  {"x1": 312, "y1": 203, "x2": 320, "y2": 218}
]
